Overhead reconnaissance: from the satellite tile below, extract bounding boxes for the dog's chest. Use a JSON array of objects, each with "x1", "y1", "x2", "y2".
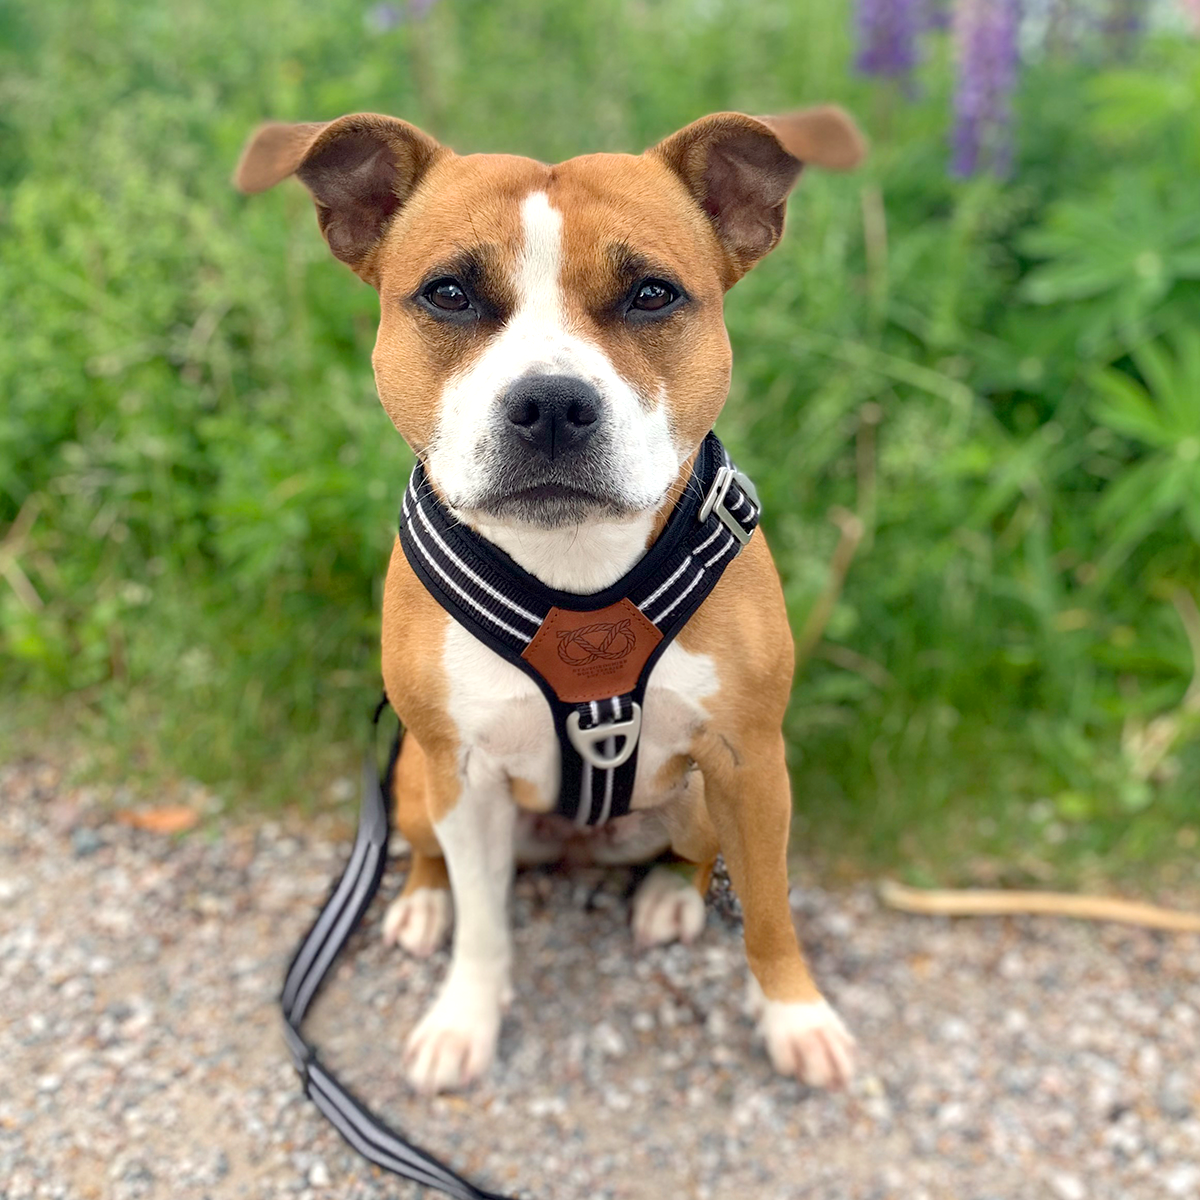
[{"x1": 443, "y1": 617, "x2": 717, "y2": 812}]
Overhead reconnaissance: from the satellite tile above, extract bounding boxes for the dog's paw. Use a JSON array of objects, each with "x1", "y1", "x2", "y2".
[
  {"x1": 631, "y1": 866, "x2": 707, "y2": 948},
  {"x1": 382, "y1": 888, "x2": 452, "y2": 958},
  {"x1": 404, "y1": 976, "x2": 504, "y2": 1094},
  {"x1": 756, "y1": 996, "x2": 856, "y2": 1089}
]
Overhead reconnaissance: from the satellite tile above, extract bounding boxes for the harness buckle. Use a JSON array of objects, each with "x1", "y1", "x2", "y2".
[
  {"x1": 566, "y1": 703, "x2": 642, "y2": 769},
  {"x1": 698, "y1": 464, "x2": 759, "y2": 549}
]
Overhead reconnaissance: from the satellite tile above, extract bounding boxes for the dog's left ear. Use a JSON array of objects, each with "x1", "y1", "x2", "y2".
[
  {"x1": 652, "y1": 105, "x2": 866, "y2": 286},
  {"x1": 234, "y1": 113, "x2": 445, "y2": 286}
]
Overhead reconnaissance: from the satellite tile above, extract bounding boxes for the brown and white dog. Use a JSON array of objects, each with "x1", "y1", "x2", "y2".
[{"x1": 236, "y1": 105, "x2": 865, "y2": 1097}]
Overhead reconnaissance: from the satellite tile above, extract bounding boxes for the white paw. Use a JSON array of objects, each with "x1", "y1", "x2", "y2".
[
  {"x1": 631, "y1": 866, "x2": 707, "y2": 948},
  {"x1": 382, "y1": 888, "x2": 452, "y2": 958},
  {"x1": 756, "y1": 996, "x2": 856, "y2": 1089},
  {"x1": 404, "y1": 970, "x2": 507, "y2": 1094}
]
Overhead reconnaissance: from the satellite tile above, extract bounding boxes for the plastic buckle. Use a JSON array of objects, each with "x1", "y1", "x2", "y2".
[
  {"x1": 566, "y1": 703, "x2": 642, "y2": 770},
  {"x1": 698, "y1": 465, "x2": 758, "y2": 549}
]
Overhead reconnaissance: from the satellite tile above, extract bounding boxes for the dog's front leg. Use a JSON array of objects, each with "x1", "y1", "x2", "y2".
[
  {"x1": 404, "y1": 749, "x2": 516, "y2": 1094},
  {"x1": 701, "y1": 730, "x2": 856, "y2": 1089}
]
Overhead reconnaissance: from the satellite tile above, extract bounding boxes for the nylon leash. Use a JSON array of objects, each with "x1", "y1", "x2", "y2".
[{"x1": 279, "y1": 705, "x2": 517, "y2": 1200}]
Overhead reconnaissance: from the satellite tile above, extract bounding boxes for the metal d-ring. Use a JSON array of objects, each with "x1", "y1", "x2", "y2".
[{"x1": 566, "y1": 703, "x2": 642, "y2": 770}]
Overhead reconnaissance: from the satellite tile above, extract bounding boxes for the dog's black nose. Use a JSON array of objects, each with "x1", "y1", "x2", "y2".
[{"x1": 503, "y1": 374, "x2": 600, "y2": 460}]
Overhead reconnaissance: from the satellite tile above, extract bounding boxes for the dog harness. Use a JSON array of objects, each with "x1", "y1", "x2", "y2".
[
  {"x1": 281, "y1": 432, "x2": 760, "y2": 1199},
  {"x1": 399, "y1": 430, "x2": 760, "y2": 826}
]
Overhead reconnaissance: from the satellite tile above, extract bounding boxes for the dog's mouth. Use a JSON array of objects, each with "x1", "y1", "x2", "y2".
[{"x1": 469, "y1": 482, "x2": 635, "y2": 528}]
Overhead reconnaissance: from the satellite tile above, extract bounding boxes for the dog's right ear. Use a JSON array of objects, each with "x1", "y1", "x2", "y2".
[{"x1": 234, "y1": 113, "x2": 445, "y2": 285}]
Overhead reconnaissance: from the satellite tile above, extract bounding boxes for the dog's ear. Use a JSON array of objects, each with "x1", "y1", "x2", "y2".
[
  {"x1": 234, "y1": 113, "x2": 445, "y2": 284},
  {"x1": 652, "y1": 105, "x2": 865, "y2": 286}
]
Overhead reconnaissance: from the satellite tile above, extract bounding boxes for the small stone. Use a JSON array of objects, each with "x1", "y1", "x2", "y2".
[
  {"x1": 593, "y1": 1022, "x2": 625, "y2": 1058},
  {"x1": 1159, "y1": 1072, "x2": 1194, "y2": 1120},
  {"x1": 1164, "y1": 1164, "x2": 1200, "y2": 1197},
  {"x1": 71, "y1": 828, "x2": 102, "y2": 857},
  {"x1": 307, "y1": 1160, "x2": 330, "y2": 1187},
  {"x1": 1049, "y1": 1171, "x2": 1086, "y2": 1200}
]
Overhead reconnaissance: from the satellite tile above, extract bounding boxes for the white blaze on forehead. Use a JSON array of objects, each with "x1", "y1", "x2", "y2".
[{"x1": 514, "y1": 192, "x2": 564, "y2": 323}]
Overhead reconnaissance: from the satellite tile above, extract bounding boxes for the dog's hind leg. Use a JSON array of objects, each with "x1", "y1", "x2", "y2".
[
  {"x1": 631, "y1": 786, "x2": 719, "y2": 948},
  {"x1": 383, "y1": 735, "x2": 453, "y2": 957},
  {"x1": 631, "y1": 861, "x2": 713, "y2": 947}
]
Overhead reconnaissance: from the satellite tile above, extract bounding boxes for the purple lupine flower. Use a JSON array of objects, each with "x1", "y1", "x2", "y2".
[
  {"x1": 950, "y1": 0, "x2": 1023, "y2": 178},
  {"x1": 855, "y1": 0, "x2": 922, "y2": 78}
]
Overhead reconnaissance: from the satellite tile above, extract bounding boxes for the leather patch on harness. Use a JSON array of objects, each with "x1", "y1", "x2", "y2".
[{"x1": 521, "y1": 598, "x2": 663, "y2": 703}]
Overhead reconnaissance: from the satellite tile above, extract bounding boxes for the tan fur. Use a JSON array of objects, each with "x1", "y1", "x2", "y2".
[
  {"x1": 391, "y1": 729, "x2": 442, "y2": 858},
  {"x1": 508, "y1": 776, "x2": 544, "y2": 812},
  {"x1": 761, "y1": 106, "x2": 867, "y2": 172}
]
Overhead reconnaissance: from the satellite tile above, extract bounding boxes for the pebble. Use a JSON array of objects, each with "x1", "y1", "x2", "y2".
[
  {"x1": 70, "y1": 827, "x2": 102, "y2": 857},
  {"x1": 1166, "y1": 1165, "x2": 1200, "y2": 1198},
  {"x1": 2, "y1": 756, "x2": 1198, "y2": 1200},
  {"x1": 1161, "y1": 1071, "x2": 1194, "y2": 1120},
  {"x1": 1049, "y1": 1171, "x2": 1087, "y2": 1200}
]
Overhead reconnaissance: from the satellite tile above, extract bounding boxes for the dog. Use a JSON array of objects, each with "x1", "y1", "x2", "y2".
[{"x1": 236, "y1": 103, "x2": 865, "y2": 1098}]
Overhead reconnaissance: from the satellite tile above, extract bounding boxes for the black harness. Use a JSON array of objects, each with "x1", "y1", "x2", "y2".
[
  {"x1": 399, "y1": 431, "x2": 759, "y2": 825},
  {"x1": 281, "y1": 431, "x2": 759, "y2": 1199}
]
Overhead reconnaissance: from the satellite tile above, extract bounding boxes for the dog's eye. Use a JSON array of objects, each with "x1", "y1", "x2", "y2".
[
  {"x1": 630, "y1": 279, "x2": 678, "y2": 313},
  {"x1": 423, "y1": 278, "x2": 471, "y2": 312}
]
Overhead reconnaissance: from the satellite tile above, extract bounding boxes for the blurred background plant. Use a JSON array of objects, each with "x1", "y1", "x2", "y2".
[{"x1": 1, "y1": 0, "x2": 1197, "y2": 885}]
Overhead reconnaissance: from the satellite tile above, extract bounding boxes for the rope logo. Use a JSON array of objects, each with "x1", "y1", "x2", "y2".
[{"x1": 556, "y1": 618, "x2": 636, "y2": 667}]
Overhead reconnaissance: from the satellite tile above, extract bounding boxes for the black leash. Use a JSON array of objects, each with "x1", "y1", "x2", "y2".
[{"x1": 280, "y1": 705, "x2": 517, "y2": 1200}]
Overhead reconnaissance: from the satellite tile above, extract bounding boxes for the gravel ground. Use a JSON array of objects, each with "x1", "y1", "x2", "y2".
[{"x1": 2, "y1": 758, "x2": 1199, "y2": 1200}]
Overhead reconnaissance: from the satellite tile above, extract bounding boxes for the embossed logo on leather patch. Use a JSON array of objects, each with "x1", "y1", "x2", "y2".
[
  {"x1": 521, "y1": 598, "x2": 663, "y2": 703},
  {"x1": 556, "y1": 619, "x2": 636, "y2": 667}
]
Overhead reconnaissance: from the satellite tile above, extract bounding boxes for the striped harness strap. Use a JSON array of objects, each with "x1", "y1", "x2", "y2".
[{"x1": 399, "y1": 431, "x2": 760, "y2": 826}]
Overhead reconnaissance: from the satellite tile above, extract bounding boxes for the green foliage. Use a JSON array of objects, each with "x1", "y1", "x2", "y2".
[{"x1": 1, "y1": 0, "x2": 1197, "y2": 880}]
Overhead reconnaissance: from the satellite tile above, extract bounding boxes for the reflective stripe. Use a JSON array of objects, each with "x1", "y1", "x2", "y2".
[
  {"x1": 404, "y1": 498, "x2": 533, "y2": 642},
  {"x1": 594, "y1": 696, "x2": 620, "y2": 827},
  {"x1": 636, "y1": 554, "x2": 693, "y2": 613},
  {"x1": 412, "y1": 492, "x2": 542, "y2": 628},
  {"x1": 703, "y1": 532, "x2": 738, "y2": 569},
  {"x1": 282, "y1": 834, "x2": 369, "y2": 1017},
  {"x1": 647, "y1": 566, "x2": 705, "y2": 626},
  {"x1": 289, "y1": 840, "x2": 382, "y2": 1021},
  {"x1": 691, "y1": 524, "x2": 726, "y2": 558}
]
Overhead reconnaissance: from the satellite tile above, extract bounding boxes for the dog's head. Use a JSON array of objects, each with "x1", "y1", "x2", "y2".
[{"x1": 236, "y1": 108, "x2": 864, "y2": 528}]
